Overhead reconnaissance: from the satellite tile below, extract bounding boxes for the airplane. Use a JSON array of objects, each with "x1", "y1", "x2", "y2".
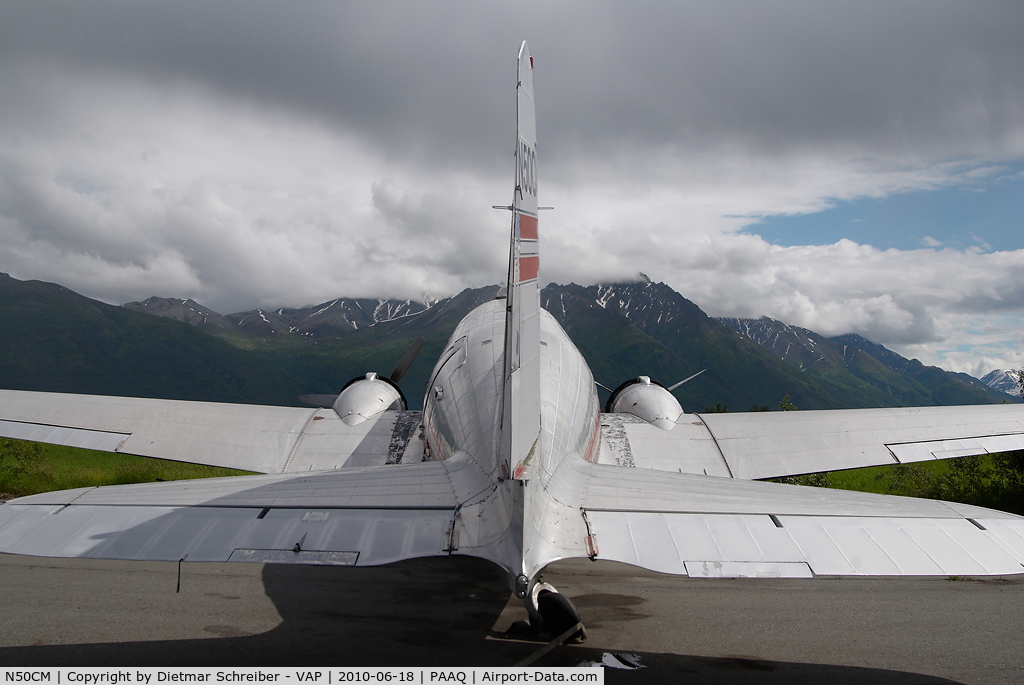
[{"x1": 2, "y1": 41, "x2": 1024, "y2": 642}]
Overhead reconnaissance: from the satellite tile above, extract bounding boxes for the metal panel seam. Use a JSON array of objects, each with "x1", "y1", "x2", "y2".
[
  {"x1": 661, "y1": 513, "x2": 687, "y2": 569},
  {"x1": 0, "y1": 417, "x2": 128, "y2": 437},
  {"x1": 436, "y1": 460, "x2": 465, "y2": 552},
  {"x1": 694, "y1": 414, "x2": 735, "y2": 478},
  {"x1": 38, "y1": 503, "x2": 458, "y2": 511},
  {"x1": 820, "y1": 524, "x2": 857, "y2": 574},
  {"x1": 883, "y1": 443, "x2": 904, "y2": 464},
  {"x1": 926, "y1": 524, "x2": 993, "y2": 573},
  {"x1": 981, "y1": 524, "x2": 1024, "y2": 567},
  {"x1": 860, "y1": 523, "x2": 917, "y2": 574},
  {"x1": 584, "y1": 507, "x2": 961, "y2": 519},
  {"x1": 280, "y1": 409, "x2": 321, "y2": 473},
  {"x1": 886, "y1": 430, "x2": 1024, "y2": 448},
  {"x1": 64, "y1": 487, "x2": 99, "y2": 508}
]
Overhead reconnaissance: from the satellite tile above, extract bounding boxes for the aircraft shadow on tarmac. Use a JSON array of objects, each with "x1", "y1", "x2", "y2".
[{"x1": 0, "y1": 556, "x2": 965, "y2": 684}]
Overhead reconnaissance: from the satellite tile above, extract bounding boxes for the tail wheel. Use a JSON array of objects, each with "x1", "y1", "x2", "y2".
[{"x1": 532, "y1": 590, "x2": 584, "y2": 642}]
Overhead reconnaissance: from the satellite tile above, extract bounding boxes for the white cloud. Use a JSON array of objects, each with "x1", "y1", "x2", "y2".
[
  {"x1": 969, "y1": 232, "x2": 993, "y2": 252},
  {"x1": 1, "y1": 2, "x2": 1023, "y2": 376},
  {"x1": 0, "y1": 71, "x2": 510, "y2": 312}
]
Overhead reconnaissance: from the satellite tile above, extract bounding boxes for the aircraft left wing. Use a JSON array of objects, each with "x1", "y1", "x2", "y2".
[
  {"x1": 600, "y1": 404, "x2": 1024, "y2": 480},
  {"x1": 0, "y1": 389, "x2": 423, "y2": 474}
]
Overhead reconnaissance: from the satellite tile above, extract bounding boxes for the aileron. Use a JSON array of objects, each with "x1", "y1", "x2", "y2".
[{"x1": 0, "y1": 419, "x2": 129, "y2": 452}]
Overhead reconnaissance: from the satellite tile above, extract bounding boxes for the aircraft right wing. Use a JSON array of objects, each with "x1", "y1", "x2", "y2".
[
  {"x1": 600, "y1": 404, "x2": 1024, "y2": 480},
  {"x1": 0, "y1": 389, "x2": 422, "y2": 474}
]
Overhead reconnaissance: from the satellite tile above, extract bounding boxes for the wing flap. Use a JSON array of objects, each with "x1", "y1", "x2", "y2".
[
  {"x1": 228, "y1": 549, "x2": 359, "y2": 565},
  {"x1": 888, "y1": 433, "x2": 1024, "y2": 463}
]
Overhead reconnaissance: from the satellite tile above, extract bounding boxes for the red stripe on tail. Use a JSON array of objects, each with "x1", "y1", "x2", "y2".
[
  {"x1": 519, "y1": 256, "x2": 539, "y2": 281},
  {"x1": 519, "y1": 214, "x2": 538, "y2": 240}
]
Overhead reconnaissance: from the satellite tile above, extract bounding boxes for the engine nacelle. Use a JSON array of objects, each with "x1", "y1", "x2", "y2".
[
  {"x1": 605, "y1": 376, "x2": 683, "y2": 430},
  {"x1": 332, "y1": 372, "x2": 407, "y2": 425}
]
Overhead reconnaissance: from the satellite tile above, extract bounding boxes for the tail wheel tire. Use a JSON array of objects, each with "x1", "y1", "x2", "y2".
[{"x1": 533, "y1": 590, "x2": 583, "y2": 641}]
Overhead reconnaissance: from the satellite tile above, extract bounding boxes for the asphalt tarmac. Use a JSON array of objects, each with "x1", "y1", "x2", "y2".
[{"x1": 1, "y1": 553, "x2": 1022, "y2": 684}]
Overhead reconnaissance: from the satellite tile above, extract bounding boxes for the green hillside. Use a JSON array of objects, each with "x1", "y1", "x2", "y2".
[{"x1": 0, "y1": 273, "x2": 305, "y2": 405}]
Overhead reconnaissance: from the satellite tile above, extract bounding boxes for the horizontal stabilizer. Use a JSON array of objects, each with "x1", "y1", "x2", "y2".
[
  {"x1": 0, "y1": 503, "x2": 451, "y2": 565},
  {"x1": 0, "y1": 460, "x2": 462, "y2": 564},
  {"x1": 581, "y1": 463, "x2": 1024, "y2": 577}
]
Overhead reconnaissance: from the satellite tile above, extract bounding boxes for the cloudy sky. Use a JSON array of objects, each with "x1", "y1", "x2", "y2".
[{"x1": 1, "y1": 2, "x2": 1022, "y2": 377}]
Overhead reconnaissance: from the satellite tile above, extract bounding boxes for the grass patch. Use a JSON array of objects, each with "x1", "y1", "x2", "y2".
[
  {"x1": 773, "y1": 452, "x2": 1024, "y2": 515},
  {"x1": 0, "y1": 438, "x2": 255, "y2": 499},
  {"x1": 829, "y1": 460, "x2": 952, "y2": 496}
]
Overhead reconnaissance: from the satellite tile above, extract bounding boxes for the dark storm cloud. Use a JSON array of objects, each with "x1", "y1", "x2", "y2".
[
  {"x1": 0, "y1": 2, "x2": 516, "y2": 172},
  {"x1": 4, "y1": 2, "x2": 1023, "y2": 169}
]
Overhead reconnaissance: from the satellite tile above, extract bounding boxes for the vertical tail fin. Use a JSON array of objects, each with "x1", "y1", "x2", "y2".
[{"x1": 502, "y1": 42, "x2": 542, "y2": 480}]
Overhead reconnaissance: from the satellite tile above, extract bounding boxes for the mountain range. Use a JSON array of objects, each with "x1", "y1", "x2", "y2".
[
  {"x1": 716, "y1": 316, "x2": 1007, "y2": 407},
  {"x1": 2, "y1": 272, "x2": 1016, "y2": 411},
  {"x1": 0, "y1": 272, "x2": 302, "y2": 405}
]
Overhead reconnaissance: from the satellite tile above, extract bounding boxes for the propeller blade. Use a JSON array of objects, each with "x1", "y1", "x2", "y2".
[
  {"x1": 667, "y1": 369, "x2": 706, "y2": 392},
  {"x1": 389, "y1": 336, "x2": 425, "y2": 383}
]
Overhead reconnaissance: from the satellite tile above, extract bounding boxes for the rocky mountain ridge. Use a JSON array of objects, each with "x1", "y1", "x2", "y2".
[
  {"x1": 124, "y1": 295, "x2": 434, "y2": 343},
  {"x1": 1, "y1": 272, "x2": 1014, "y2": 411},
  {"x1": 716, "y1": 316, "x2": 1008, "y2": 405},
  {"x1": 981, "y1": 368, "x2": 1022, "y2": 397},
  {"x1": 123, "y1": 278, "x2": 1013, "y2": 408}
]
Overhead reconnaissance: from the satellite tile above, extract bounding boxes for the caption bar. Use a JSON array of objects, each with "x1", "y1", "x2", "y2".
[{"x1": 1, "y1": 669, "x2": 602, "y2": 685}]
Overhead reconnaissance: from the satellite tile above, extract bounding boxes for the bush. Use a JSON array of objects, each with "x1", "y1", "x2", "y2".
[
  {"x1": 0, "y1": 438, "x2": 43, "y2": 495},
  {"x1": 773, "y1": 472, "x2": 834, "y2": 488}
]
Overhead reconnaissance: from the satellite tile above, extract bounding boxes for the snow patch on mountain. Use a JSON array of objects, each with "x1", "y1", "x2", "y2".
[{"x1": 981, "y1": 369, "x2": 1022, "y2": 397}]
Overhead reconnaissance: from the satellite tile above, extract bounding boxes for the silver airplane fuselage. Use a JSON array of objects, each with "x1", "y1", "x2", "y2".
[{"x1": 420, "y1": 299, "x2": 601, "y2": 593}]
